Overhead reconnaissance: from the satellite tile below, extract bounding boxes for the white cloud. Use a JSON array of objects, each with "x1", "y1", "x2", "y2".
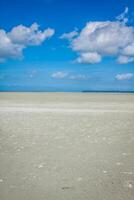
[
  {"x1": 115, "y1": 73, "x2": 134, "y2": 80},
  {"x1": 0, "y1": 23, "x2": 54, "y2": 62},
  {"x1": 116, "y1": 7, "x2": 129, "y2": 23},
  {"x1": 61, "y1": 7, "x2": 134, "y2": 64},
  {"x1": 76, "y1": 52, "x2": 101, "y2": 64},
  {"x1": 60, "y1": 30, "x2": 78, "y2": 40},
  {"x1": 51, "y1": 71, "x2": 90, "y2": 80},
  {"x1": 51, "y1": 71, "x2": 68, "y2": 79},
  {"x1": 0, "y1": 29, "x2": 23, "y2": 61},
  {"x1": 8, "y1": 23, "x2": 54, "y2": 46},
  {"x1": 69, "y1": 74, "x2": 90, "y2": 80},
  {"x1": 117, "y1": 55, "x2": 134, "y2": 64},
  {"x1": 122, "y1": 43, "x2": 134, "y2": 56}
]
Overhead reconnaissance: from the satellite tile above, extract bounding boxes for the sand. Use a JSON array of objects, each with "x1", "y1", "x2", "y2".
[{"x1": 0, "y1": 92, "x2": 134, "y2": 200}]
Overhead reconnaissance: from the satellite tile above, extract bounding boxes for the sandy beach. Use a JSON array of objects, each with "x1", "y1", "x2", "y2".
[{"x1": 0, "y1": 92, "x2": 134, "y2": 200}]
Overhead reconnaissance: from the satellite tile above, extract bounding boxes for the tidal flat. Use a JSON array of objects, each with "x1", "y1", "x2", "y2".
[{"x1": 0, "y1": 92, "x2": 134, "y2": 200}]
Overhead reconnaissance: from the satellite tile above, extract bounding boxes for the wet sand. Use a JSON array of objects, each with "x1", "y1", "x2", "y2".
[{"x1": 0, "y1": 92, "x2": 134, "y2": 200}]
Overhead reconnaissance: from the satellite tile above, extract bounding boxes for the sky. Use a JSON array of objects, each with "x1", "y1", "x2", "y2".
[{"x1": 0, "y1": 0, "x2": 134, "y2": 92}]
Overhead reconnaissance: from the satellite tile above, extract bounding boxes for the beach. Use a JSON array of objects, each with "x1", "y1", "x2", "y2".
[{"x1": 0, "y1": 92, "x2": 134, "y2": 200}]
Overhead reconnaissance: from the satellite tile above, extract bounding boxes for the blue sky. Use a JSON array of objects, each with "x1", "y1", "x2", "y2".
[{"x1": 0, "y1": 0, "x2": 134, "y2": 91}]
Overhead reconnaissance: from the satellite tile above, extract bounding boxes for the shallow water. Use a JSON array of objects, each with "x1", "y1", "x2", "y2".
[{"x1": 0, "y1": 93, "x2": 134, "y2": 200}]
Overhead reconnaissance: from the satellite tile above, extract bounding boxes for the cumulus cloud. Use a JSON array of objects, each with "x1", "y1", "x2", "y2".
[
  {"x1": 0, "y1": 29, "x2": 23, "y2": 62},
  {"x1": 117, "y1": 55, "x2": 134, "y2": 64},
  {"x1": 61, "y1": 7, "x2": 134, "y2": 64},
  {"x1": 76, "y1": 52, "x2": 101, "y2": 64},
  {"x1": 51, "y1": 71, "x2": 90, "y2": 80},
  {"x1": 115, "y1": 73, "x2": 134, "y2": 80},
  {"x1": 0, "y1": 23, "x2": 54, "y2": 62},
  {"x1": 122, "y1": 43, "x2": 134, "y2": 56}
]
